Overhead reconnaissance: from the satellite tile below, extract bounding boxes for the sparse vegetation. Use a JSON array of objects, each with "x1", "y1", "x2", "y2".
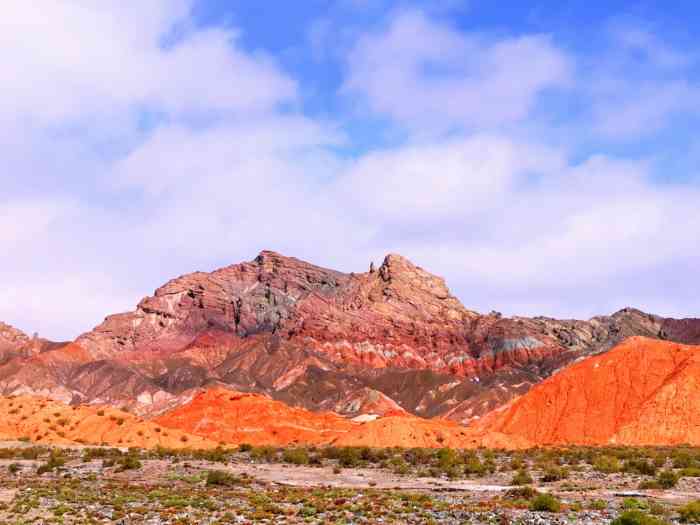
[
  {"x1": 511, "y1": 469, "x2": 533, "y2": 485},
  {"x1": 611, "y1": 510, "x2": 669, "y2": 525},
  {"x1": 678, "y1": 501, "x2": 700, "y2": 523},
  {"x1": 529, "y1": 493, "x2": 561, "y2": 512},
  {"x1": 0, "y1": 443, "x2": 697, "y2": 523}
]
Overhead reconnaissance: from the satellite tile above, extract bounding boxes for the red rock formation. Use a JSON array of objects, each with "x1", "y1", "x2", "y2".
[
  {"x1": 472, "y1": 337, "x2": 700, "y2": 447},
  {"x1": 154, "y1": 386, "x2": 502, "y2": 449},
  {"x1": 0, "y1": 322, "x2": 29, "y2": 355},
  {"x1": 155, "y1": 387, "x2": 356, "y2": 446}
]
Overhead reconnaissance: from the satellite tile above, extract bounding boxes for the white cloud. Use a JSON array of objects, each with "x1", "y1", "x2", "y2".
[
  {"x1": 0, "y1": 1, "x2": 308, "y2": 339},
  {"x1": 0, "y1": 1, "x2": 295, "y2": 125},
  {"x1": 370, "y1": 153, "x2": 700, "y2": 285},
  {"x1": 343, "y1": 10, "x2": 572, "y2": 131},
  {"x1": 337, "y1": 136, "x2": 565, "y2": 222}
]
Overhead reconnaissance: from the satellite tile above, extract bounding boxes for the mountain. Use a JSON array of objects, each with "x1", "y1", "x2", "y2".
[
  {"x1": 1, "y1": 250, "x2": 698, "y2": 425},
  {"x1": 0, "y1": 322, "x2": 64, "y2": 362},
  {"x1": 471, "y1": 337, "x2": 700, "y2": 447}
]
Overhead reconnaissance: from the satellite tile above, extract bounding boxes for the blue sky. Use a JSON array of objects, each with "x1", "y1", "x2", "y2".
[{"x1": 1, "y1": 1, "x2": 699, "y2": 339}]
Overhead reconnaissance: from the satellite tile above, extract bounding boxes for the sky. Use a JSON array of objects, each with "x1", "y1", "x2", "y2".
[{"x1": 2, "y1": 0, "x2": 700, "y2": 340}]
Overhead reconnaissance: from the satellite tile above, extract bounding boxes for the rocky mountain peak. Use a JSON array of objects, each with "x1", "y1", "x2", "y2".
[
  {"x1": 375, "y1": 253, "x2": 467, "y2": 312},
  {"x1": 0, "y1": 321, "x2": 29, "y2": 349}
]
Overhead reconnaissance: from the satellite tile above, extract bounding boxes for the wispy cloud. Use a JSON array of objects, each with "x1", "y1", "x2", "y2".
[{"x1": 343, "y1": 10, "x2": 572, "y2": 132}]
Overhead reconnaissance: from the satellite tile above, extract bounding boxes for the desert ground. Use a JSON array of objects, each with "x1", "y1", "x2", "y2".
[{"x1": 1, "y1": 441, "x2": 700, "y2": 524}]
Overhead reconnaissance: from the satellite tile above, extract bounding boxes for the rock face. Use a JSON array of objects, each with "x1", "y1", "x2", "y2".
[
  {"x1": 0, "y1": 250, "x2": 699, "y2": 427},
  {"x1": 0, "y1": 322, "x2": 29, "y2": 353},
  {"x1": 472, "y1": 337, "x2": 700, "y2": 447}
]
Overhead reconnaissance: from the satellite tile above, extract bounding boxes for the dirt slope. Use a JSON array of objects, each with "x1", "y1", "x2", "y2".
[
  {"x1": 0, "y1": 395, "x2": 215, "y2": 448},
  {"x1": 473, "y1": 337, "x2": 700, "y2": 447}
]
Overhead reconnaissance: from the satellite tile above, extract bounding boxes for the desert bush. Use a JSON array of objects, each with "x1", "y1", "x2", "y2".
[
  {"x1": 530, "y1": 494, "x2": 561, "y2": 512},
  {"x1": 656, "y1": 470, "x2": 679, "y2": 489},
  {"x1": 116, "y1": 455, "x2": 142, "y2": 472},
  {"x1": 205, "y1": 469, "x2": 241, "y2": 487},
  {"x1": 37, "y1": 450, "x2": 66, "y2": 475},
  {"x1": 611, "y1": 510, "x2": 668, "y2": 525},
  {"x1": 334, "y1": 447, "x2": 361, "y2": 468},
  {"x1": 504, "y1": 486, "x2": 539, "y2": 500},
  {"x1": 237, "y1": 443, "x2": 253, "y2": 453},
  {"x1": 192, "y1": 447, "x2": 230, "y2": 463},
  {"x1": 624, "y1": 459, "x2": 657, "y2": 476},
  {"x1": 435, "y1": 448, "x2": 458, "y2": 470},
  {"x1": 594, "y1": 455, "x2": 621, "y2": 473},
  {"x1": 250, "y1": 446, "x2": 277, "y2": 462},
  {"x1": 678, "y1": 501, "x2": 700, "y2": 523},
  {"x1": 540, "y1": 465, "x2": 569, "y2": 482},
  {"x1": 511, "y1": 469, "x2": 533, "y2": 485},
  {"x1": 680, "y1": 467, "x2": 700, "y2": 478},
  {"x1": 672, "y1": 452, "x2": 695, "y2": 469},
  {"x1": 622, "y1": 498, "x2": 648, "y2": 511},
  {"x1": 282, "y1": 448, "x2": 310, "y2": 465}
]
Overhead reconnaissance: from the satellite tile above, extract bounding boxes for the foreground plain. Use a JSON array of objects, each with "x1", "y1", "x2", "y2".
[{"x1": 1, "y1": 443, "x2": 700, "y2": 524}]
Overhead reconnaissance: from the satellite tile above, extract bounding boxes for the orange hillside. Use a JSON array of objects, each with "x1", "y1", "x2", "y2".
[
  {"x1": 332, "y1": 412, "x2": 490, "y2": 449},
  {"x1": 473, "y1": 337, "x2": 700, "y2": 447},
  {"x1": 155, "y1": 387, "x2": 357, "y2": 446},
  {"x1": 155, "y1": 386, "x2": 525, "y2": 449},
  {"x1": 0, "y1": 395, "x2": 216, "y2": 449}
]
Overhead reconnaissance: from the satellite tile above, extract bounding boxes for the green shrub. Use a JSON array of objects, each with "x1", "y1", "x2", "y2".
[
  {"x1": 624, "y1": 459, "x2": 657, "y2": 476},
  {"x1": 463, "y1": 455, "x2": 486, "y2": 476},
  {"x1": 8, "y1": 463, "x2": 20, "y2": 474},
  {"x1": 540, "y1": 466, "x2": 569, "y2": 482},
  {"x1": 648, "y1": 502, "x2": 666, "y2": 516},
  {"x1": 435, "y1": 448, "x2": 458, "y2": 470},
  {"x1": 20, "y1": 447, "x2": 43, "y2": 460},
  {"x1": 336, "y1": 447, "x2": 361, "y2": 468},
  {"x1": 594, "y1": 455, "x2": 621, "y2": 473},
  {"x1": 622, "y1": 498, "x2": 647, "y2": 511},
  {"x1": 205, "y1": 470, "x2": 240, "y2": 487},
  {"x1": 237, "y1": 443, "x2": 253, "y2": 453},
  {"x1": 656, "y1": 470, "x2": 679, "y2": 489},
  {"x1": 610, "y1": 510, "x2": 668, "y2": 525},
  {"x1": 672, "y1": 452, "x2": 694, "y2": 469},
  {"x1": 530, "y1": 494, "x2": 561, "y2": 512},
  {"x1": 192, "y1": 447, "x2": 229, "y2": 463},
  {"x1": 504, "y1": 486, "x2": 539, "y2": 500},
  {"x1": 680, "y1": 467, "x2": 700, "y2": 478},
  {"x1": 511, "y1": 469, "x2": 533, "y2": 485},
  {"x1": 116, "y1": 455, "x2": 142, "y2": 472},
  {"x1": 250, "y1": 446, "x2": 277, "y2": 462},
  {"x1": 37, "y1": 451, "x2": 65, "y2": 475},
  {"x1": 679, "y1": 501, "x2": 700, "y2": 523},
  {"x1": 282, "y1": 448, "x2": 309, "y2": 465}
]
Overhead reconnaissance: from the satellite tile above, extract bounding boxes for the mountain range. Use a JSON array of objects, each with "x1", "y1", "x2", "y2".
[{"x1": 1, "y1": 250, "x2": 699, "y2": 448}]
